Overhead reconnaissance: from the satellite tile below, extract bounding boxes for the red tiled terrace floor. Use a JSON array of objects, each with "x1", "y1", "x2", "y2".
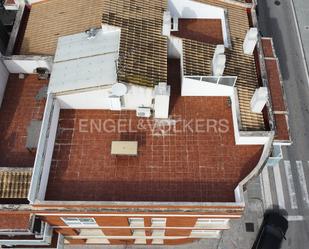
[
  {"x1": 171, "y1": 19, "x2": 223, "y2": 44},
  {"x1": 46, "y1": 60, "x2": 263, "y2": 202},
  {"x1": 0, "y1": 74, "x2": 47, "y2": 167}
]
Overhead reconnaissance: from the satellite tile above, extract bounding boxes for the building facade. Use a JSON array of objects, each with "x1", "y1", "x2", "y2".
[{"x1": 0, "y1": 0, "x2": 290, "y2": 247}]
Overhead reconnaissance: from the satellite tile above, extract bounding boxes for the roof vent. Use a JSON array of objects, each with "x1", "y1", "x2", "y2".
[
  {"x1": 85, "y1": 27, "x2": 98, "y2": 40},
  {"x1": 243, "y1": 28, "x2": 258, "y2": 55},
  {"x1": 212, "y1": 45, "x2": 226, "y2": 76}
]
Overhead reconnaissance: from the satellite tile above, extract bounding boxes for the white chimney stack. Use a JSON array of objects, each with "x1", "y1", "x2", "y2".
[
  {"x1": 212, "y1": 45, "x2": 226, "y2": 76},
  {"x1": 250, "y1": 87, "x2": 268, "y2": 113},
  {"x1": 154, "y1": 83, "x2": 171, "y2": 119},
  {"x1": 162, "y1": 11, "x2": 171, "y2": 36},
  {"x1": 243, "y1": 28, "x2": 258, "y2": 55}
]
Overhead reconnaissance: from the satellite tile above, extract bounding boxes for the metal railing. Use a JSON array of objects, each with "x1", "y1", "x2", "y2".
[{"x1": 184, "y1": 76, "x2": 237, "y2": 87}]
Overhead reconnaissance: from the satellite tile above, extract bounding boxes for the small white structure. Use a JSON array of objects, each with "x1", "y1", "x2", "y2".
[
  {"x1": 212, "y1": 45, "x2": 226, "y2": 76},
  {"x1": 0, "y1": 59, "x2": 9, "y2": 108},
  {"x1": 250, "y1": 87, "x2": 268, "y2": 113},
  {"x1": 162, "y1": 11, "x2": 172, "y2": 36},
  {"x1": 3, "y1": 0, "x2": 19, "y2": 10},
  {"x1": 243, "y1": 28, "x2": 258, "y2": 55},
  {"x1": 154, "y1": 83, "x2": 171, "y2": 119},
  {"x1": 49, "y1": 28, "x2": 120, "y2": 93},
  {"x1": 3, "y1": 55, "x2": 53, "y2": 74}
]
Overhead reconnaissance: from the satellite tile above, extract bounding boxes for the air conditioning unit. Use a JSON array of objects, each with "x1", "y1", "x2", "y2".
[{"x1": 136, "y1": 107, "x2": 151, "y2": 118}]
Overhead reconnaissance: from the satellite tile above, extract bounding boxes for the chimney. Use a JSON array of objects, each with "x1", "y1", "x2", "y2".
[
  {"x1": 162, "y1": 11, "x2": 171, "y2": 36},
  {"x1": 154, "y1": 83, "x2": 171, "y2": 119},
  {"x1": 250, "y1": 87, "x2": 268, "y2": 113},
  {"x1": 212, "y1": 45, "x2": 226, "y2": 76},
  {"x1": 243, "y1": 28, "x2": 258, "y2": 55}
]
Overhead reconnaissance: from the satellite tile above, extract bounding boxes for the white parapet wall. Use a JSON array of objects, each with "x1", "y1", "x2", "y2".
[
  {"x1": 28, "y1": 94, "x2": 60, "y2": 203},
  {"x1": 182, "y1": 77, "x2": 234, "y2": 96},
  {"x1": 182, "y1": 77, "x2": 271, "y2": 145},
  {"x1": 0, "y1": 59, "x2": 9, "y2": 108},
  {"x1": 56, "y1": 84, "x2": 154, "y2": 110},
  {"x1": 3, "y1": 55, "x2": 53, "y2": 74},
  {"x1": 25, "y1": 0, "x2": 46, "y2": 4}
]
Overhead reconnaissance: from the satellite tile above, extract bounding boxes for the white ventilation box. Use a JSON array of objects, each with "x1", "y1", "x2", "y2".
[
  {"x1": 162, "y1": 11, "x2": 171, "y2": 36},
  {"x1": 154, "y1": 83, "x2": 171, "y2": 119},
  {"x1": 136, "y1": 107, "x2": 151, "y2": 118},
  {"x1": 243, "y1": 28, "x2": 258, "y2": 55},
  {"x1": 4, "y1": 0, "x2": 19, "y2": 10},
  {"x1": 171, "y1": 17, "x2": 179, "y2": 31},
  {"x1": 109, "y1": 96, "x2": 122, "y2": 110},
  {"x1": 250, "y1": 87, "x2": 268, "y2": 113},
  {"x1": 212, "y1": 44, "x2": 226, "y2": 76}
]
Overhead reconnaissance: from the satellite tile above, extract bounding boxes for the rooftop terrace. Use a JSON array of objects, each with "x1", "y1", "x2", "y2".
[
  {"x1": 45, "y1": 60, "x2": 263, "y2": 202},
  {"x1": 0, "y1": 74, "x2": 47, "y2": 168}
]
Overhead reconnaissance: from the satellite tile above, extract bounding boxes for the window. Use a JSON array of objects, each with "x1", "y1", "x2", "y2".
[
  {"x1": 61, "y1": 217, "x2": 97, "y2": 227},
  {"x1": 190, "y1": 230, "x2": 221, "y2": 238}
]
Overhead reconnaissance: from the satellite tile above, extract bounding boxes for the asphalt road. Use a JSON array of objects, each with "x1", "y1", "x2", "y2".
[{"x1": 257, "y1": 0, "x2": 309, "y2": 248}]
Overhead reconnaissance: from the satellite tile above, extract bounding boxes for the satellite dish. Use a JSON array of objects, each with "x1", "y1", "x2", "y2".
[{"x1": 111, "y1": 83, "x2": 127, "y2": 97}]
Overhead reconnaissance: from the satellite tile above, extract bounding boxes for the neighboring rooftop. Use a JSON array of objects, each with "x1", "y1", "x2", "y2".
[
  {"x1": 0, "y1": 74, "x2": 47, "y2": 168},
  {"x1": 45, "y1": 59, "x2": 263, "y2": 202},
  {"x1": 172, "y1": 19, "x2": 224, "y2": 44},
  {"x1": 49, "y1": 29, "x2": 119, "y2": 93},
  {"x1": 0, "y1": 213, "x2": 31, "y2": 230},
  {"x1": 20, "y1": 0, "x2": 168, "y2": 87},
  {"x1": 261, "y1": 38, "x2": 290, "y2": 142},
  {"x1": 101, "y1": 0, "x2": 168, "y2": 87},
  {"x1": 180, "y1": 0, "x2": 265, "y2": 131},
  {"x1": 0, "y1": 167, "x2": 32, "y2": 199}
]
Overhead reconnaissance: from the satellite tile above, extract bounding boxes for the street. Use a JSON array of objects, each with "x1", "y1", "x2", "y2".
[{"x1": 257, "y1": 0, "x2": 309, "y2": 248}]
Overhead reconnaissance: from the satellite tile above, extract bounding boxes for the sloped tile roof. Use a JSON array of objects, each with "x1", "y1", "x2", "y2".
[{"x1": 0, "y1": 168, "x2": 32, "y2": 198}]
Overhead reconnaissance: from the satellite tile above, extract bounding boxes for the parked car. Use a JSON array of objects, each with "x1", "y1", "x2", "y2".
[{"x1": 252, "y1": 210, "x2": 288, "y2": 249}]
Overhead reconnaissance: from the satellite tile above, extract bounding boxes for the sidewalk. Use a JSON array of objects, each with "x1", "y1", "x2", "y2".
[
  {"x1": 290, "y1": 0, "x2": 309, "y2": 85},
  {"x1": 65, "y1": 177, "x2": 264, "y2": 249}
]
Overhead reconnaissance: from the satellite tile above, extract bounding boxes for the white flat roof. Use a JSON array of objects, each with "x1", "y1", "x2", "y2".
[{"x1": 49, "y1": 28, "x2": 120, "y2": 93}]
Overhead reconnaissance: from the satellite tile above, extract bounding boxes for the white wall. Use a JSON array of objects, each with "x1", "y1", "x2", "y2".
[
  {"x1": 37, "y1": 98, "x2": 60, "y2": 201},
  {"x1": 57, "y1": 88, "x2": 112, "y2": 109},
  {"x1": 168, "y1": 0, "x2": 224, "y2": 19},
  {"x1": 28, "y1": 95, "x2": 60, "y2": 202},
  {"x1": 57, "y1": 84, "x2": 153, "y2": 110},
  {"x1": 26, "y1": 0, "x2": 46, "y2": 4},
  {"x1": 181, "y1": 77, "x2": 234, "y2": 96},
  {"x1": 168, "y1": 36, "x2": 183, "y2": 59},
  {"x1": 168, "y1": 0, "x2": 229, "y2": 47},
  {"x1": 3, "y1": 56, "x2": 53, "y2": 74},
  {"x1": 0, "y1": 60, "x2": 9, "y2": 108},
  {"x1": 182, "y1": 79, "x2": 270, "y2": 145}
]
